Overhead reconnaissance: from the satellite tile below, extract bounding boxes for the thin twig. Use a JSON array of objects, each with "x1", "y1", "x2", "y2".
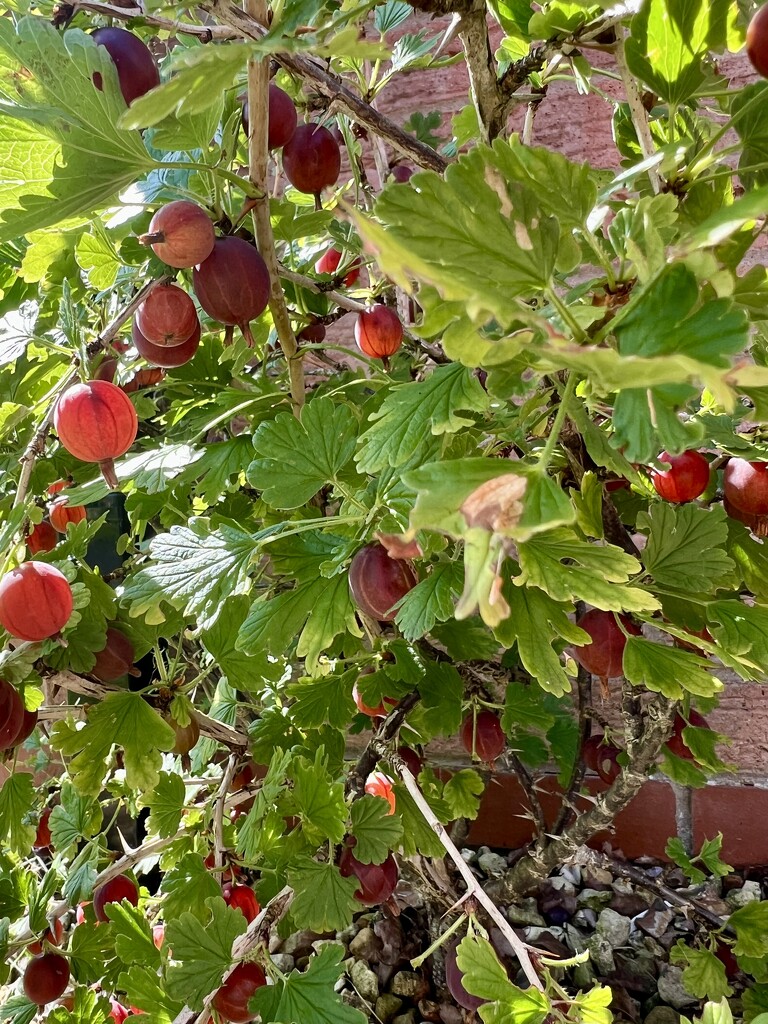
[
  {"x1": 213, "y1": 753, "x2": 238, "y2": 871},
  {"x1": 56, "y1": 1, "x2": 237, "y2": 39},
  {"x1": 508, "y1": 753, "x2": 547, "y2": 836},
  {"x1": 377, "y1": 741, "x2": 544, "y2": 992},
  {"x1": 278, "y1": 265, "x2": 368, "y2": 312},
  {"x1": 614, "y1": 29, "x2": 662, "y2": 194},
  {"x1": 551, "y1": 663, "x2": 591, "y2": 836},
  {"x1": 246, "y1": 1, "x2": 304, "y2": 414},
  {"x1": 45, "y1": 670, "x2": 251, "y2": 747}
]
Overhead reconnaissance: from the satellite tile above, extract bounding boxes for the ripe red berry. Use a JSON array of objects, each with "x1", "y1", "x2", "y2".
[
  {"x1": 666, "y1": 709, "x2": 709, "y2": 760},
  {"x1": 132, "y1": 318, "x2": 201, "y2": 368},
  {"x1": 29, "y1": 918, "x2": 64, "y2": 956},
  {"x1": 390, "y1": 164, "x2": 414, "y2": 183},
  {"x1": 223, "y1": 884, "x2": 261, "y2": 923},
  {"x1": 49, "y1": 497, "x2": 87, "y2": 534},
  {"x1": 192, "y1": 237, "x2": 270, "y2": 346},
  {"x1": 54, "y1": 380, "x2": 138, "y2": 488},
  {"x1": 140, "y1": 201, "x2": 216, "y2": 269},
  {"x1": 582, "y1": 735, "x2": 622, "y2": 783},
  {"x1": 339, "y1": 846, "x2": 398, "y2": 905},
  {"x1": 0, "y1": 679, "x2": 24, "y2": 750},
  {"x1": 27, "y1": 520, "x2": 57, "y2": 555},
  {"x1": 135, "y1": 283, "x2": 199, "y2": 347},
  {"x1": 23, "y1": 953, "x2": 70, "y2": 1005},
  {"x1": 93, "y1": 627, "x2": 139, "y2": 682},
  {"x1": 35, "y1": 808, "x2": 53, "y2": 850},
  {"x1": 747, "y1": 3, "x2": 768, "y2": 78},
  {"x1": 724, "y1": 460, "x2": 768, "y2": 519},
  {"x1": 0, "y1": 561, "x2": 74, "y2": 642},
  {"x1": 314, "y1": 247, "x2": 361, "y2": 287},
  {"x1": 364, "y1": 772, "x2": 396, "y2": 814},
  {"x1": 396, "y1": 746, "x2": 423, "y2": 776},
  {"x1": 267, "y1": 84, "x2": 298, "y2": 149},
  {"x1": 91, "y1": 27, "x2": 159, "y2": 107},
  {"x1": 212, "y1": 962, "x2": 267, "y2": 1023},
  {"x1": 282, "y1": 123, "x2": 341, "y2": 195},
  {"x1": 14, "y1": 707, "x2": 39, "y2": 747},
  {"x1": 460, "y1": 711, "x2": 506, "y2": 763},
  {"x1": 348, "y1": 542, "x2": 417, "y2": 621},
  {"x1": 650, "y1": 450, "x2": 710, "y2": 503},
  {"x1": 297, "y1": 322, "x2": 326, "y2": 344},
  {"x1": 355, "y1": 305, "x2": 403, "y2": 360},
  {"x1": 572, "y1": 609, "x2": 641, "y2": 680},
  {"x1": 93, "y1": 874, "x2": 139, "y2": 922},
  {"x1": 352, "y1": 678, "x2": 397, "y2": 717}
]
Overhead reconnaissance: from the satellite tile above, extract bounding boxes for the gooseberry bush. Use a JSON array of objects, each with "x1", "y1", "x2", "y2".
[{"x1": 2, "y1": 0, "x2": 768, "y2": 1022}]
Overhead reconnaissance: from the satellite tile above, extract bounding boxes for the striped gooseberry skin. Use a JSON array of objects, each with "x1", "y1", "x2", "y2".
[
  {"x1": 53, "y1": 381, "x2": 138, "y2": 487},
  {"x1": 0, "y1": 562, "x2": 74, "y2": 642}
]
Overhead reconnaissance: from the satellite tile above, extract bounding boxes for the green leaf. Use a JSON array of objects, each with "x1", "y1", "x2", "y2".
[
  {"x1": 237, "y1": 573, "x2": 359, "y2": 673},
  {"x1": 44, "y1": 988, "x2": 112, "y2": 1024},
  {"x1": 287, "y1": 673, "x2": 355, "y2": 731},
  {"x1": 416, "y1": 661, "x2": 464, "y2": 736},
  {"x1": 495, "y1": 586, "x2": 585, "y2": 696},
  {"x1": 0, "y1": 996, "x2": 37, "y2": 1024},
  {"x1": 443, "y1": 770, "x2": 484, "y2": 819},
  {"x1": 62, "y1": 845, "x2": 99, "y2": 907},
  {"x1": 201, "y1": 596, "x2": 270, "y2": 692},
  {"x1": 360, "y1": 143, "x2": 561, "y2": 323},
  {"x1": 68, "y1": 914, "x2": 115, "y2": 983},
  {"x1": 457, "y1": 934, "x2": 549, "y2": 1023},
  {"x1": 349, "y1": 796, "x2": 404, "y2": 864},
  {"x1": 287, "y1": 858, "x2": 361, "y2": 932},
  {"x1": 394, "y1": 560, "x2": 462, "y2": 640},
  {"x1": 109, "y1": 902, "x2": 162, "y2": 968},
  {"x1": 48, "y1": 782, "x2": 101, "y2": 851},
  {"x1": 291, "y1": 750, "x2": 347, "y2": 844},
  {"x1": 670, "y1": 942, "x2": 732, "y2": 1001},
  {"x1": 356, "y1": 364, "x2": 488, "y2": 475},
  {"x1": 517, "y1": 528, "x2": 655, "y2": 612},
  {"x1": 161, "y1": 854, "x2": 222, "y2": 924},
  {"x1": 0, "y1": 773, "x2": 35, "y2": 855},
  {"x1": 46, "y1": 567, "x2": 116, "y2": 674},
  {"x1": 699, "y1": 835, "x2": 733, "y2": 878},
  {"x1": 392, "y1": 782, "x2": 450, "y2": 858},
  {"x1": 623, "y1": 637, "x2": 722, "y2": 700},
  {"x1": 236, "y1": 749, "x2": 292, "y2": 863},
  {"x1": 143, "y1": 771, "x2": 185, "y2": 840},
  {"x1": 252, "y1": 943, "x2": 366, "y2": 1024},
  {"x1": 726, "y1": 521, "x2": 768, "y2": 601},
  {"x1": 124, "y1": 520, "x2": 257, "y2": 635},
  {"x1": 708, "y1": 601, "x2": 768, "y2": 681},
  {"x1": 75, "y1": 221, "x2": 121, "y2": 290},
  {"x1": 0, "y1": 19, "x2": 154, "y2": 241},
  {"x1": 248, "y1": 398, "x2": 358, "y2": 509},
  {"x1": 165, "y1": 898, "x2": 248, "y2": 1010},
  {"x1": 625, "y1": 0, "x2": 731, "y2": 104},
  {"x1": 640, "y1": 504, "x2": 736, "y2": 593},
  {"x1": 729, "y1": 902, "x2": 768, "y2": 958},
  {"x1": 50, "y1": 692, "x2": 175, "y2": 797},
  {"x1": 118, "y1": 965, "x2": 181, "y2": 1021}
]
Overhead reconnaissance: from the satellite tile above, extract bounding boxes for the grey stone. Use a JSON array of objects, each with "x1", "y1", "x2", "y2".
[
  {"x1": 610, "y1": 893, "x2": 649, "y2": 918},
  {"x1": 350, "y1": 926, "x2": 382, "y2": 961},
  {"x1": 578, "y1": 888, "x2": 614, "y2": 911},
  {"x1": 573, "y1": 908, "x2": 598, "y2": 929},
  {"x1": 391, "y1": 972, "x2": 425, "y2": 999},
  {"x1": 582, "y1": 866, "x2": 614, "y2": 890},
  {"x1": 636, "y1": 908, "x2": 675, "y2": 939},
  {"x1": 337, "y1": 923, "x2": 358, "y2": 945},
  {"x1": 271, "y1": 953, "x2": 295, "y2": 973},
  {"x1": 478, "y1": 851, "x2": 508, "y2": 877},
  {"x1": 506, "y1": 898, "x2": 546, "y2": 927},
  {"x1": 342, "y1": 990, "x2": 369, "y2": 1013},
  {"x1": 282, "y1": 929, "x2": 324, "y2": 956},
  {"x1": 644, "y1": 1008, "x2": 680, "y2": 1024},
  {"x1": 375, "y1": 995, "x2": 404, "y2": 1022},
  {"x1": 596, "y1": 908, "x2": 631, "y2": 948},
  {"x1": 349, "y1": 960, "x2": 380, "y2": 1003},
  {"x1": 460, "y1": 848, "x2": 477, "y2": 865},
  {"x1": 657, "y1": 966, "x2": 698, "y2": 1009},
  {"x1": 726, "y1": 881, "x2": 762, "y2": 909},
  {"x1": 393, "y1": 1012, "x2": 418, "y2": 1024},
  {"x1": 546, "y1": 875, "x2": 577, "y2": 896},
  {"x1": 312, "y1": 938, "x2": 339, "y2": 955},
  {"x1": 560, "y1": 865, "x2": 581, "y2": 887},
  {"x1": 612, "y1": 878, "x2": 635, "y2": 896},
  {"x1": 588, "y1": 933, "x2": 616, "y2": 974},
  {"x1": 439, "y1": 1006, "x2": 463, "y2": 1024}
]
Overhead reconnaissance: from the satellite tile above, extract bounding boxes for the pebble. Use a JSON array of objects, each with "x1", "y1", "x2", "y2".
[
  {"x1": 644, "y1": 1007, "x2": 681, "y2": 1024},
  {"x1": 350, "y1": 926, "x2": 382, "y2": 961},
  {"x1": 609, "y1": 893, "x2": 649, "y2": 918},
  {"x1": 636, "y1": 907, "x2": 674, "y2": 939},
  {"x1": 282, "y1": 929, "x2": 325, "y2": 957},
  {"x1": 560, "y1": 865, "x2": 582, "y2": 887},
  {"x1": 393, "y1": 1012, "x2": 418, "y2": 1024},
  {"x1": 506, "y1": 898, "x2": 546, "y2": 927},
  {"x1": 349, "y1": 960, "x2": 380, "y2": 1003},
  {"x1": 460, "y1": 848, "x2": 477, "y2": 865},
  {"x1": 438, "y1": 1006, "x2": 462, "y2": 1024},
  {"x1": 375, "y1": 994, "x2": 404, "y2": 1022},
  {"x1": 596, "y1": 908, "x2": 631, "y2": 948},
  {"x1": 478, "y1": 850, "x2": 508, "y2": 877},
  {"x1": 657, "y1": 965, "x2": 699, "y2": 1009},
  {"x1": 578, "y1": 888, "x2": 614, "y2": 911},
  {"x1": 588, "y1": 933, "x2": 616, "y2": 974},
  {"x1": 726, "y1": 880, "x2": 762, "y2": 908},
  {"x1": 391, "y1": 972, "x2": 426, "y2": 999},
  {"x1": 582, "y1": 866, "x2": 614, "y2": 890},
  {"x1": 573, "y1": 908, "x2": 598, "y2": 929},
  {"x1": 545, "y1": 875, "x2": 577, "y2": 896},
  {"x1": 270, "y1": 953, "x2": 295, "y2": 973}
]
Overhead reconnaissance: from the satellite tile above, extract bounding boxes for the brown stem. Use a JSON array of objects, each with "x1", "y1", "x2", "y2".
[
  {"x1": 458, "y1": 0, "x2": 507, "y2": 143},
  {"x1": 202, "y1": 0, "x2": 448, "y2": 173},
  {"x1": 503, "y1": 693, "x2": 677, "y2": 895},
  {"x1": 55, "y1": 1, "x2": 236, "y2": 39},
  {"x1": 551, "y1": 663, "x2": 591, "y2": 837},
  {"x1": 507, "y1": 753, "x2": 547, "y2": 836},
  {"x1": 213, "y1": 753, "x2": 238, "y2": 871},
  {"x1": 245, "y1": 3, "x2": 305, "y2": 415},
  {"x1": 346, "y1": 690, "x2": 421, "y2": 799}
]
